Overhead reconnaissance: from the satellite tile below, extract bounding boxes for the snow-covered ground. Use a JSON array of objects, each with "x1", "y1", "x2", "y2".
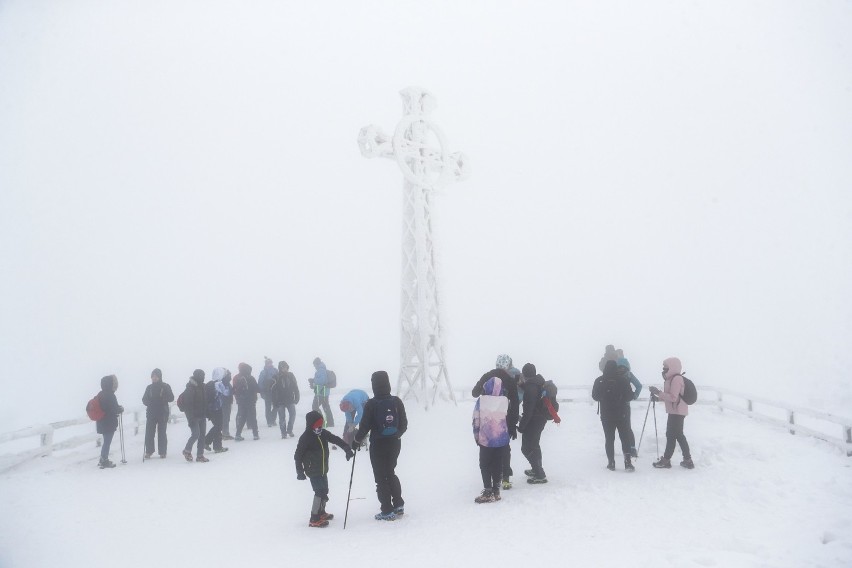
[{"x1": 1, "y1": 400, "x2": 851, "y2": 568}]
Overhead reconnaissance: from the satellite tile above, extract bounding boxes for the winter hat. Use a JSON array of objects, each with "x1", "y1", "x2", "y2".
[
  {"x1": 495, "y1": 354, "x2": 512, "y2": 370},
  {"x1": 371, "y1": 370, "x2": 391, "y2": 396},
  {"x1": 603, "y1": 360, "x2": 618, "y2": 376},
  {"x1": 278, "y1": 361, "x2": 289, "y2": 371},
  {"x1": 192, "y1": 369, "x2": 205, "y2": 382},
  {"x1": 339, "y1": 400, "x2": 353, "y2": 412},
  {"x1": 212, "y1": 367, "x2": 227, "y2": 382},
  {"x1": 616, "y1": 357, "x2": 630, "y2": 370},
  {"x1": 238, "y1": 362, "x2": 252, "y2": 375},
  {"x1": 151, "y1": 368, "x2": 162, "y2": 380},
  {"x1": 313, "y1": 357, "x2": 322, "y2": 367},
  {"x1": 522, "y1": 363, "x2": 537, "y2": 378},
  {"x1": 264, "y1": 357, "x2": 273, "y2": 366},
  {"x1": 305, "y1": 410, "x2": 324, "y2": 430}
]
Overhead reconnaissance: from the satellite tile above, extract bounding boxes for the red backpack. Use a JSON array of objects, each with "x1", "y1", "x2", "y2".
[{"x1": 86, "y1": 393, "x2": 105, "y2": 421}]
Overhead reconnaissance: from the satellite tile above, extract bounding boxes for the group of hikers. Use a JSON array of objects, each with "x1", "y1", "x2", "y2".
[{"x1": 89, "y1": 345, "x2": 694, "y2": 526}]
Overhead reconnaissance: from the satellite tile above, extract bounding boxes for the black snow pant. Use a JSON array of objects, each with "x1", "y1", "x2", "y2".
[
  {"x1": 369, "y1": 438, "x2": 403, "y2": 514},
  {"x1": 625, "y1": 404, "x2": 637, "y2": 452},
  {"x1": 204, "y1": 411, "x2": 223, "y2": 450},
  {"x1": 502, "y1": 443, "x2": 513, "y2": 481},
  {"x1": 663, "y1": 413, "x2": 690, "y2": 460},
  {"x1": 601, "y1": 415, "x2": 632, "y2": 461},
  {"x1": 521, "y1": 417, "x2": 547, "y2": 478},
  {"x1": 145, "y1": 413, "x2": 168, "y2": 456},
  {"x1": 479, "y1": 445, "x2": 507, "y2": 491},
  {"x1": 235, "y1": 401, "x2": 258, "y2": 437}
]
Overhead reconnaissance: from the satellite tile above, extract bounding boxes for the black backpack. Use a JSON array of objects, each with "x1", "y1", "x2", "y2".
[
  {"x1": 601, "y1": 376, "x2": 628, "y2": 407},
  {"x1": 326, "y1": 370, "x2": 337, "y2": 388},
  {"x1": 679, "y1": 374, "x2": 698, "y2": 405},
  {"x1": 205, "y1": 381, "x2": 221, "y2": 412},
  {"x1": 373, "y1": 396, "x2": 400, "y2": 437}
]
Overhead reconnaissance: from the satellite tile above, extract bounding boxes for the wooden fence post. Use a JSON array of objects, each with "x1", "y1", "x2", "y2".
[{"x1": 788, "y1": 410, "x2": 795, "y2": 435}]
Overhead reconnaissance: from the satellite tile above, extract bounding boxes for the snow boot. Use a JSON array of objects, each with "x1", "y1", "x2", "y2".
[
  {"x1": 252, "y1": 432, "x2": 260, "y2": 440},
  {"x1": 182, "y1": 450, "x2": 193, "y2": 462},
  {"x1": 523, "y1": 469, "x2": 535, "y2": 477},
  {"x1": 624, "y1": 455, "x2": 635, "y2": 472},
  {"x1": 222, "y1": 434, "x2": 234, "y2": 441},
  {"x1": 630, "y1": 447, "x2": 638, "y2": 459},
  {"x1": 159, "y1": 453, "x2": 166, "y2": 459},
  {"x1": 205, "y1": 445, "x2": 212, "y2": 452},
  {"x1": 98, "y1": 459, "x2": 116, "y2": 469},
  {"x1": 527, "y1": 476, "x2": 548, "y2": 484},
  {"x1": 144, "y1": 452, "x2": 153, "y2": 459},
  {"x1": 652, "y1": 457, "x2": 672, "y2": 469},
  {"x1": 234, "y1": 435, "x2": 244, "y2": 442},
  {"x1": 475, "y1": 489, "x2": 496, "y2": 503},
  {"x1": 196, "y1": 455, "x2": 209, "y2": 463},
  {"x1": 319, "y1": 512, "x2": 334, "y2": 521},
  {"x1": 393, "y1": 505, "x2": 405, "y2": 516},
  {"x1": 309, "y1": 515, "x2": 329, "y2": 528},
  {"x1": 680, "y1": 457, "x2": 695, "y2": 469},
  {"x1": 607, "y1": 459, "x2": 616, "y2": 471},
  {"x1": 502, "y1": 479, "x2": 513, "y2": 490},
  {"x1": 213, "y1": 447, "x2": 229, "y2": 453},
  {"x1": 374, "y1": 511, "x2": 397, "y2": 521}
]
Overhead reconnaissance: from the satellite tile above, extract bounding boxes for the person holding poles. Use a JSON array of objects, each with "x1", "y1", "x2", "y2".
[{"x1": 649, "y1": 357, "x2": 694, "y2": 469}]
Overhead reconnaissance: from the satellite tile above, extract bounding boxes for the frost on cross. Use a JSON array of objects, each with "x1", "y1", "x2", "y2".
[{"x1": 358, "y1": 87, "x2": 469, "y2": 409}]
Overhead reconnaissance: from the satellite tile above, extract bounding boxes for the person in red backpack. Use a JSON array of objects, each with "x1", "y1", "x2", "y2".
[
  {"x1": 181, "y1": 369, "x2": 209, "y2": 463},
  {"x1": 649, "y1": 357, "x2": 694, "y2": 469},
  {"x1": 96, "y1": 375, "x2": 124, "y2": 469}
]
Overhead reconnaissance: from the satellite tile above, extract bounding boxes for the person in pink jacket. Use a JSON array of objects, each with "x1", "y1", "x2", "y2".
[{"x1": 648, "y1": 357, "x2": 694, "y2": 469}]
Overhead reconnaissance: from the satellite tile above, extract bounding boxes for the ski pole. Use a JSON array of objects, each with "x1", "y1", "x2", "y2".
[
  {"x1": 119, "y1": 413, "x2": 127, "y2": 464},
  {"x1": 652, "y1": 399, "x2": 659, "y2": 458},
  {"x1": 637, "y1": 397, "x2": 653, "y2": 452},
  {"x1": 344, "y1": 446, "x2": 358, "y2": 530}
]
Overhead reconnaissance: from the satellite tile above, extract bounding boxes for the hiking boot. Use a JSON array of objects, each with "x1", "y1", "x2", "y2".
[
  {"x1": 502, "y1": 479, "x2": 513, "y2": 490},
  {"x1": 624, "y1": 455, "x2": 635, "y2": 472},
  {"x1": 527, "y1": 476, "x2": 548, "y2": 484},
  {"x1": 287, "y1": 432, "x2": 295, "y2": 438},
  {"x1": 309, "y1": 516, "x2": 329, "y2": 528},
  {"x1": 630, "y1": 447, "x2": 638, "y2": 459},
  {"x1": 492, "y1": 489, "x2": 501, "y2": 502},
  {"x1": 159, "y1": 454, "x2": 166, "y2": 459},
  {"x1": 524, "y1": 469, "x2": 536, "y2": 477},
  {"x1": 607, "y1": 459, "x2": 616, "y2": 471},
  {"x1": 182, "y1": 450, "x2": 193, "y2": 462},
  {"x1": 196, "y1": 455, "x2": 209, "y2": 463},
  {"x1": 680, "y1": 457, "x2": 695, "y2": 469},
  {"x1": 234, "y1": 436, "x2": 244, "y2": 442},
  {"x1": 222, "y1": 434, "x2": 234, "y2": 441},
  {"x1": 374, "y1": 511, "x2": 397, "y2": 521},
  {"x1": 144, "y1": 453, "x2": 153, "y2": 459},
  {"x1": 213, "y1": 447, "x2": 229, "y2": 453},
  {"x1": 252, "y1": 433, "x2": 260, "y2": 440},
  {"x1": 652, "y1": 457, "x2": 672, "y2": 469},
  {"x1": 98, "y1": 459, "x2": 116, "y2": 469},
  {"x1": 393, "y1": 505, "x2": 405, "y2": 516},
  {"x1": 319, "y1": 512, "x2": 334, "y2": 521},
  {"x1": 475, "y1": 489, "x2": 495, "y2": 503},
  {"x1": 205, "y1": 445, "x2": 212, "y2": 452}
]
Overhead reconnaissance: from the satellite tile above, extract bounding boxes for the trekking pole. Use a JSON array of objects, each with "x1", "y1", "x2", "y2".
[
  {"x1": 343, "y1": 447, "x2": 357, "y2": 530},
  {"x1": 119, "y1": 413, "x2": 127, "y2": 464},
  {"x1": 637, "y1": 397, "x2": 653, "y2": 452},
  {"x1": 652, "y1": 399, "x2": 659, "y2": 458}
]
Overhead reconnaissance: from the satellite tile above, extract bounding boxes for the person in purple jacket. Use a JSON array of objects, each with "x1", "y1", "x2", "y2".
[{"x1": 649, "y1": 357, "x2": 694, "y2": 469}]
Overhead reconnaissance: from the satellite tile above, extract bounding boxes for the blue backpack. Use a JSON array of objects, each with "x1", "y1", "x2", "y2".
[{"x1": 373, "y1": 397, "x2": 400, "y2": 437}]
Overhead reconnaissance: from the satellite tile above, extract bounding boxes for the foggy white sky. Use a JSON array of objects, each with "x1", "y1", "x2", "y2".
[{"x1": 1, "y1": 1, "x2": 850, "y2": 432}]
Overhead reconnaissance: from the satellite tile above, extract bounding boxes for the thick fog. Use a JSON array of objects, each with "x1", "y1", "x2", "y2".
[{"x1": 1, "y1": 1, "x2": 850, "y2": 432}]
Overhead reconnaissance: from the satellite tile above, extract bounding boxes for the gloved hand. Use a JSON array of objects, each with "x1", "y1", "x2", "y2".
[
  {"x1": 345, "y1": 448, "x2": 355, "y2": 461},
  {"x1": 517, "y1": 424, "x2": 525, "y2": 434},
  {"x1": 509, "y1": 427, "x2": 517, "y2": 440},
  {"x1": 649, "y1": 386, "x2": 661, "y2": 396},
  {"x1": 297, "y1": 471, "x2": 306, "y2": 480},
  {"x1": 352, "y1": 440, "x2": 362, "y2": 451}
]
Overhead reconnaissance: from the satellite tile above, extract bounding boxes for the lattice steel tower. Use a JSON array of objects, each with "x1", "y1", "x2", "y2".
[{"x1": 358, "y1": 87, "x2": 469, "y2": 409}]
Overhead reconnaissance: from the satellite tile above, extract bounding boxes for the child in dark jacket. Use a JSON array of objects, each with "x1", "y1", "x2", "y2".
[
  {"x1": 294, "y1": 410, "x2": 354, "y2": 528},
  {"x1": 96, "y1": 375, "x2": 124, "y2": 469}
]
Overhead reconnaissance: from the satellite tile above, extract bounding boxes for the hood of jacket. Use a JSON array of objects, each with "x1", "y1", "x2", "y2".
[
  {"x1": 238, "y1": 362, "x2": 252, "y2": 375},
  {"x1": 100, "y1": 375, "x2": 117, "y2": 392},
  {"x1": 212, "y1": 367, "x2": 228, "y2": 383},
  {"x1": 616, "y1": 357, "x2": 630, "y2": 371},
  {"x1": 482, "y1": 376, "x2": 504, "y2": 396},
  {"x1": 663, "y1": 357, "x2": 683, "y2": 380},
  {"x1": 371, "y1": 370, "x2": 391, "y2": 396},
  {"x1": 305, "y1": 410, "x2": 324, "y2": 430},
  {"x1": 603, "y1": 360, "x2": 619, "y2": 378}
]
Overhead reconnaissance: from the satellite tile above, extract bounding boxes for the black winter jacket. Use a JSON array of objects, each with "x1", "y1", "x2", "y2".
[
  {"x1": 270, "y1": 371, "x2": 300, "y2": 406},
  {"x1": 592, "y1": 366, "x2": 634, "y2": 420},
  {"x1": 518, "y1": 375, "x2": 550, "y2": 433},
  {"x1": 96, "y1": 376, "x2": 122, "y2": 434},
  {"x1": 181, "y1": 379, "x2": 206, "y2": 422},
  {"x1": 233, "y1": 373, "x2": 259, "y2": 405},
  {"x1": 294, "y1": 411, "x2": 350, "y2": 478},
  {"x1": 142, "y1": 381, "x2": 174, "y2": 419}
]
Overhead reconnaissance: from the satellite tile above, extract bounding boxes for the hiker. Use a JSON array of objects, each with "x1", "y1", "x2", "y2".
[
  {"x1": 142, "y1": 368, "x2": 174, "y2": 459},
  {"x1": 233, "y1": 362, "x2": 260, "y2": 441},
  {"x1": 616, "y1": 357, "x2": 642, "y2": 457},
  {"x1": 219, "y1": 370, "x2": 234, "y2": 440},
  {"x1": 294, "y1": 410, "x2": 354, "y2": 528},
  {"x1": 272, "y1": 361, "x2": 300, "y2": 438},
  {"x1": 181, "y1": 369, "x2": 209, "y2": 462},
  {"x1": 598, "y1": 344, "x2": 619, "y2": 372},
  {"x1": 592, "y1": 360, "x2": 636, "y2": 471},
  {"x1": 354, "y1": 371, "x2": 408, "y2": 521},
  {"x1": 258, "y1": 357, "x2": 278, "y2": 427},
  {"x1": 203, "y1": 368, "x2": 229, "y2": 454},
  {"x1": 309, "y1": 357, "x2": 335, "y2": 427},
  {"x1": 518, "y1": 363, "x2": 549, "y2": 484},
  {"x1": 472, "y1": 374, "x2": 514, "y2": 503},
  {"x1": 473, "y1": 358, "x2": 519, "y2": 490},
  {"x1": 339, "y1": 388, "x2": 369, "y2": 447},
  {"x1": 96, "y1": 375, "x2": 124, "y2": 469},
  {"x1": 649, "y1": 357, "x2": 694, "y2": 469}
]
